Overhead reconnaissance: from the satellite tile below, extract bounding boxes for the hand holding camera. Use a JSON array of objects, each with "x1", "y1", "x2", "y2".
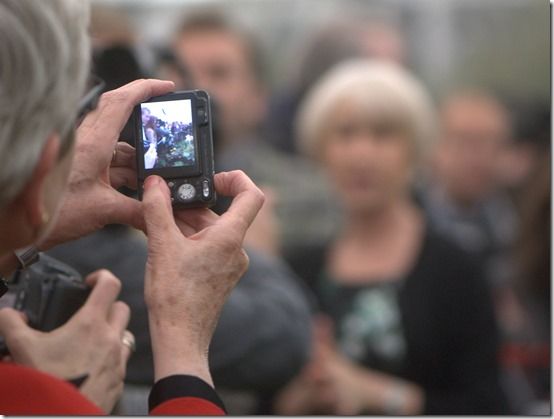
[
  {"x1": 39, "y1": 79, "x2": 175, "y2": 251},
  {"x1": 0, "y1": 269, "x2": 131, "y2": 413},
  {"x1": 0, "y1": 77, "x2": 263, "y2": 409},
  {"x1": 135, "y1": 90, "x2": 217, "y2": 209},
  {"x1": 142, "y1": 170, "x2": 264, "y2": 384}
]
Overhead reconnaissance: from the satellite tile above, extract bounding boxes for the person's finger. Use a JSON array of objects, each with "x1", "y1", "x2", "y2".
[
  {"x1": 103, "y1": 79, "x2": 175, "y2": 119},
  {"x1": 259, "y1": 186, "x2": 278, "y2": 207},
  {"x1": 142, "y1": 175, "x2": 180, "y2": 241},
  {"x1": 110, "y1": 167, "x2": 138, "y2": 190},
  {"x1": 173, "y1": 217, "x2": 199, "y2": 237},
  {"x1": 0, "y1": 308, "x2": 29, "y2": 334},
  {"x1": 174, "y1": 208, "x2": 219, "y2": 235},
  {"x1": 212, "y1": 171, "x2": 265, "y2": 240},
  {"x1": 108, "y1": 301, "x2": 131, "y2": 332},
  {"x1": 82, "y1": 270, "x2": 122, "y2": 317},
  {"x1": 78, "y1": 79, "x2": 175, "y2": 154},
  {"x1": 106, "y1": 193, "x2": 145, "y2": 233},
  {"x1": 121, "y1": 344, "x2": 132, "y2": 364},
  {"x1": 0, "y1": 308, "x2": 31, "y2": 350},
  {"x1": 86, "y1": 79, "x2": 175, "y2": 126},
  {"x1": 111, "y1": 142, "x2": 136, "y2": 169},
  {"x1": 314, "y1": 314, "x2": 336, "y2": 348},
  {"x1": 312, "y1": 315, "x2": 337, "y2": 361},
  {"x1": 120, "y1": 330, "x2": 135, "y2": 363}
]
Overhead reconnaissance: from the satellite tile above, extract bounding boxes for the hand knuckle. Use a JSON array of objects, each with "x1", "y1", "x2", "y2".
[
  {"x1": 237, "y1": 249, "x2": 250, "y2": 275},
  {"x1": 116, "y1": 301, "x2": 130, "y2": 317},
  {"x1": 97, "y1": 270, "x2": 122, "y2": 291},
  {"x1": 103, "y1": 90, "x2": 128, "y2": 105},
  {"x1": 77, "y1": 315, "x2": 94, "y2": 331},
  {"x1": 216, "y1": 236, "x2": 242, "y2": 255},
  {"x1": 108, "y1": 333, "x2": 122, "y2": 354}
]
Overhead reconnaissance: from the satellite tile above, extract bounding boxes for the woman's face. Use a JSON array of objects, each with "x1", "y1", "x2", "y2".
[{"x1": 320, "y1": 99, "x2": 414, "y2": 214}]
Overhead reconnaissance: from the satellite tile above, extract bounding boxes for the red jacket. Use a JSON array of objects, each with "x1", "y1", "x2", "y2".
[{"x1": 0, "y1": 363, "x2": 225, "y2": 415}]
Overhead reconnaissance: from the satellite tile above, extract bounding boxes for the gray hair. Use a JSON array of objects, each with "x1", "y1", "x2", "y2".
[
  {"x1": 0, "y1": 0, "x2": 90, "y2": 208},
  {"x1": 296, "y1": 59, "x2": 436, "y2": 164}
]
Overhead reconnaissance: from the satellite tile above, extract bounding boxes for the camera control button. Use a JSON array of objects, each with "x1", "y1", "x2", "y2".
[
  {"x1": 177, "y1": 183, "x2": 196, "y2": 201},
  {"x1": 168, "y1": 181, "x2": 175, "y2": 188},
  {"x1": 202, "y1": 180, "x2": 210, "y2": 198},
  {"x1": 197, "y1": 107, "x2": 209, "y2": 125}
]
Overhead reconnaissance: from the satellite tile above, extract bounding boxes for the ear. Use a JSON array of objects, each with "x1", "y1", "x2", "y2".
[{"x1": 16, "y1": 133, "x2": 61, "y2": 230}]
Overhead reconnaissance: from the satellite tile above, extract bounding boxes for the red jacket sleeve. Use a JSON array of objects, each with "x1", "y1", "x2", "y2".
[
  {"x1": 0, "y1": 363, "x2": 103, "y2": 415},
  {"x1": 0, "y1": 364, "x2": 226, "y2": 415},
  {"x1": 150, "y1": 397, "x2": 225, "y2": 415},
  {"x1": 149, "y1": 375, "x2": 227, "y2": 415}
]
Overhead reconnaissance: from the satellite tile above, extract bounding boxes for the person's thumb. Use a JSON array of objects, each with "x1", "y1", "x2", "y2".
[
  {"x1": 142, "y1": 175, "x2": 178, "y2": 242},
  {"x1": 0, "y1": 308, "x2": 31, "y2": 350}
]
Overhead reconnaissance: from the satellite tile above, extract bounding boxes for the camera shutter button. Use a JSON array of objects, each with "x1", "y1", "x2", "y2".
[{"x1": 177, "y1": 183, "x2": 196, "y2": 201}]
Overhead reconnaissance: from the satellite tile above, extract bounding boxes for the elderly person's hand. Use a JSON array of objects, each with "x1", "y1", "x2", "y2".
[
  {"x1": 40, "y1": 79, "x2": 174, "y2": 250},
  {"x1": 141, "y1": 170, "x2": 264, "y2": 385},
  {"x1": 0, "y1": 270, "x2": 132, "y2": 413},
  {"x1": 243, "y1": 186, "x2": 281, "y2": 257}
]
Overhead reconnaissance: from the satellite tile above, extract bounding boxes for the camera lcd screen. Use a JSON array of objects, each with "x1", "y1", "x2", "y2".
[{"x1": 140, "y1": 99, "x2": 196, "y2": 170}]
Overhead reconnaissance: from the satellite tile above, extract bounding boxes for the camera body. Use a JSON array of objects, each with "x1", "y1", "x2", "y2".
[
  {"x1": 0, "y1": 255, "x2": 90, "y2": 355},
  {"x1": 135, "y1": 90, "x2": 216, "y2": 208}
]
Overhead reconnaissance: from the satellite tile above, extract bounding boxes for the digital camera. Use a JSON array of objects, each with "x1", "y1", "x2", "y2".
[
  {"x1": 134, "y1": 90, "x2": 216, "y2": 208},
  {"x1": 0, "y1": 254, "x2": 90, "y2": 355}
]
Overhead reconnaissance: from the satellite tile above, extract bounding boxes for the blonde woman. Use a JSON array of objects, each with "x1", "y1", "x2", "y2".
[{"x1": 275, "y1": 60, "x2": 507, "y2": 415}]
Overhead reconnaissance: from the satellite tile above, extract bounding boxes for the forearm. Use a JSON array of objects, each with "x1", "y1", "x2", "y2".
[{"x1": 148, "y1": 319, "x2": 230, "y2": 415}]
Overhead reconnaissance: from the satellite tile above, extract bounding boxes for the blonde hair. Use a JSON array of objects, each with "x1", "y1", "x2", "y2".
[
  {"x1": 0, "y1": 0, "x2": 90, "y2": 208},
  {"x1": 296, "y1": 60, "x2": 436, "y2": 163}
]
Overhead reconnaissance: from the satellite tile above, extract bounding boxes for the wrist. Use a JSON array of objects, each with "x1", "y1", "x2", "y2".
[
  {"x1": 0, "y1": 245, "x2": 40, "y2": 278},
  {"x1": 148, "y1": 316, "x2": 213, "y2": 386}
]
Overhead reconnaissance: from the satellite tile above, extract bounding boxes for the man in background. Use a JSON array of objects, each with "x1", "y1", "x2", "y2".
[
  {"x1": 418, "y1": 89, "x2": 539, "y2": 413},
  {"x1": 421, "y1": 89, "x2": 517, "y2": 289},
  {"x1": 171, "y1": 11, "x2": 339, "y2": 256}
]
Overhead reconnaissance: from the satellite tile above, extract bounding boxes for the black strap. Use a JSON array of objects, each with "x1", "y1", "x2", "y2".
[
  {"x1": 0, "y1": 278, "x2": 8, "y2": 298},
  {"x1": 67, "y1": 373, "x2": 89, "y2": 388},
  {"x1": 148, "y1": 374, "x2": 227, "y2": 413}
]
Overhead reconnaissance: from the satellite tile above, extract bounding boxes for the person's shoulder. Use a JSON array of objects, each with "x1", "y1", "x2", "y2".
[
  {"x1": 421, "y1": 226, "x2": 479, "y2": 264},
  {"x1": 0, "y1": 363, "x2": 102, "y2": 415},
  {"x1": 284, "y1": 242, "x2": 329, "y2": 282},
  {"x1": 417, "y1": 226, "x2": 484, "y2": 284}
]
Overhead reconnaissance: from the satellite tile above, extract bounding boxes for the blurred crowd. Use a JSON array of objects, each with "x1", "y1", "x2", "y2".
[{"x1": 48, "y1": 2, "x2": 550, "y2": 415}]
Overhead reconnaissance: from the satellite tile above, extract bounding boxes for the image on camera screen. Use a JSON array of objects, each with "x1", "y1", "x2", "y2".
[{"x1": 140, "y1": 100, "x2": 196, "y2": 170}]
